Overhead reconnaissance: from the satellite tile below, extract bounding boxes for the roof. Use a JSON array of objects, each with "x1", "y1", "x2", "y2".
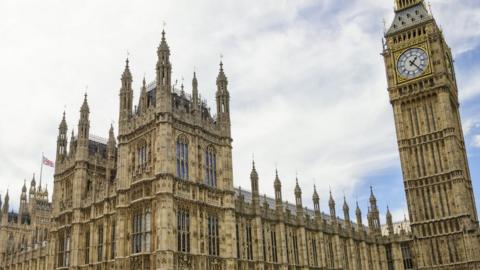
[{"x1": 386, "y1": 3, "x2": 432, "y2": 35}]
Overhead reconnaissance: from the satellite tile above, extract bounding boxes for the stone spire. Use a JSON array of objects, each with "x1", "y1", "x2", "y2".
[
  {"x1": 56, "y1": 111, "x2": 68, "y2": 162},
  {"x1": 250, "y1": 160, "x2": 260, "y2": 210},
  {"x1": 368, "y1": 186, "x2": 381, "y2": 234},
  {"x1": 343, "y1": 196, "x2": 350, "y2": 223},
  {"x1": 29, "y1": 173, "x2": 36, "y2": 198},
  {"x1": 313, "y1": 185, "x2": 320, "y2": 216},
  {"x1": 139, "y1": 76, "x2": 148, "y2": 114},
  {"x1": 216, "y1": 61, "x2": 230, "y2": 129},
  {"x1": 192, "y1": 71, "x2": 199, "y2": 114},
  {"x1": 294, "y1": 178, "x2": 302, "y2": 208},
  {"x1": 156, "y1": 30, "x2": 172, "y2": 113},
  {"x1": 2, "y1": 190, "x2": 9, "y2": 214},
  {"x1": 356, "y1": 201, "x2": 363, "y2": 230},
  {"x1": 329, "y1": 190, "x2": 336, "y2": 222},
  {"x1": 274, "y1": 170, "x2": 283, "y2": 212},
  {"x1": 76, "y1": 94, "x2": 90, "y2": 161},
  {"x1": 386, "y1": 206, "x2": 394, "y2": 235},
  {"x1": 119, "y1": 58, "x2": 133, "y2": 133},
  {"x1": 69, "y1": 129, "x2": 76, "y2": 156}
]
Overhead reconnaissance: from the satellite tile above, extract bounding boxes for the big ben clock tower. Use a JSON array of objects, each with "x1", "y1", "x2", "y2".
[{"x1": 383, "y1": 0, "x2": 480, "y2": 268}]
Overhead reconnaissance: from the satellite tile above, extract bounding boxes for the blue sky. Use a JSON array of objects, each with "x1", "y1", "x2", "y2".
[{"x1": 0, "y1": 0, "x2": 479, "y2": 224}]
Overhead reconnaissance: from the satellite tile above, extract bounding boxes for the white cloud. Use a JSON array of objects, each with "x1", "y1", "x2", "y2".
[{"x1": 0, "y1": 0, "x2": 479, "y2": 220}]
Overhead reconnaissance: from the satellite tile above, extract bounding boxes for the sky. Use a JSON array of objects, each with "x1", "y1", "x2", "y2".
[{"x1": 0, "y1": 0, "x2": 480, "y2": 225}]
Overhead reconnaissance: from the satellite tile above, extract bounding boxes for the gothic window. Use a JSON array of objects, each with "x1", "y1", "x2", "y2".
[
  {"x1": 177, "y1": 209, "x2": 190, "y2": 253},
  {"x1": 97, "y1": 225, "x2": 104, "y2": 262},
  {"x1": 205, "y1": 146, "x2": 217, "y2": 187},
  {"x1": 271, "y1": 228, "x2": 278, "y2": 263},
  {"x1": 110, "y1": 221, "x2": 116, "y2": 259},
  {"x1": 311, "y1": 237, "x2": 318, "y2": 266},
  {"x1": 132, "y1": 207, "x2": 152, "y2": 254},
  {"x1": 342, "y1": 239, "x2": 350, "y2": 269},
  {"x1": 137, "y1": 142, "x2": 148, "y2": 169},
  {"x1": 292, "y1": 230, "x2": 299, "y2": 265},
  {"x1": 262, "y1": 225, "x2": 266, "y2": 262},
  {"x1": 401, "y1": 243, "x2": 414, "y2": 270},
  {"x1": 85, "y1": 228, "x2": 90, "y2": 265},
  {"x1": 246, "y1": 222, "x2": 253, "y2": 260},
  {"x1": 57, "y1": 229, "x2": 71, "y2": 267},
  {"x1": 386, "y1": 244, "x2": 395, "y2": 270},
  {"x1": 235, "y1": 222, "x2": 241, "y2": 259},
  {"x1": 208, "y1": 215, "x2": 219, "y2": 256},
  {"x1": 325, "y1": 236, "x2": 334, "y2": 268},
  {"x1": 176, "y1": 136, "x2": 189, "y2": 180}
]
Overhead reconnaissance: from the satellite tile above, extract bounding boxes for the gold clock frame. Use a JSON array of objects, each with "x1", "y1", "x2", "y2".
[{"x1": 394, "y1": 43, "x2": 432, "y2": 84}]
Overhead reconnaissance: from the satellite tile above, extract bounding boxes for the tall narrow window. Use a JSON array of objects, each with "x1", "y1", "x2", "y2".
[
  {"x1": 176, "y1": 137, "x2": 189, "y2": 180},
  {"x1": 205, "y1": 146, "x2": 217, "y2": 187},
  {"x1": 312, "y1": 238, "x2": 318, "y2": 266},
  {"x1": 132, "y1": 207, "x2": 152, "y2": 254},
  {"x1": 236, "y1": 223, "x2": 240, "y2": 259},
  {"x1": 58, "y1": 229, "x2": 71, "y2": 267},
  {"x1": 85, "y1": 229, "x2": 90, "y2": 265},
  {"x1": 246, "y1": 222, "x2": 253, "y2": 260},
  {"x1": 271, "y1": 229, "x2": 278, "y2": 263},
  {"x1": 137, "y1": 143, "x2": 148, "y2": 169},
  {"x1": 292, "y1": 230, "x2": 299, "y2": 265},
  {"x1": 401, "y1": 243, "x2": 414, "y2": 270},
  {"x1": 208, "y1": 215, "x2": 220, "y2": 256},
  {"x1": 177, "y1": 209, "x2": 190, "y2": 253},
  {"x1": 386, "y1": 244, "x2": 395, "y2": 270},
  {"x1": 110, "y1": 222, "x2": 116, "y2": 259},
  {"x1": 97, "y1": 225, "x2": 104, "y2": 262}
]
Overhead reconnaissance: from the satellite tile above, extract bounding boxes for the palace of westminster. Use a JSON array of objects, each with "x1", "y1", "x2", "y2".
[{"x1": 1, "y1": 0, "x2": 480, "y2": 269}]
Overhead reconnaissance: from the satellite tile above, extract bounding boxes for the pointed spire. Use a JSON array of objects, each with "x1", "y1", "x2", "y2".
[
  {"x1": 139, "y1": 76, "x2": 148, "y2": 113},
  {"x1": 158, "y1": 29, "x2": 170, "y2": 53},
  {"x1": 343, "y1": 196, "x2": 349, "y2": 212},
  {"x1": 312, "y1": 185, "x2": 319, "y2": 200},
  {"x1": 329, "y1": 189, "x2": 335, "y2": 207},
  {"x1": 30, "y1": 173, "x2": 36, "y2": 189},
  {"x1": 122, "y1": 57, "x2": 132, "y2": 81},
  {"x1": 81, "y1": 93, "x2": 90, "y2": 115},
  {"x1": 294, "y1": 177, "x2": 301, "y2": 195},
  {"x1": 216, "y1": 61, "x2": 228, "y2": 85},
  {"x1": 22, "y1": 179, "x2": 27, "y2": 193},
  {"x1": 386, "y1": 205, "x2": 394, "y2": 235},
  {"x1": 59, "y1": 111, "x2": 67, "y2": 131}
]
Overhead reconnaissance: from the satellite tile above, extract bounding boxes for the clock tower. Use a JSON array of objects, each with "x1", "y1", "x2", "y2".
[{"x1": 383, "y1": 0, "x2": 480, "y2": 268}]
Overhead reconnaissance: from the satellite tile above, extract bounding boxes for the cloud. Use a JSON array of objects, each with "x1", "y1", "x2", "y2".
[{"x1": 0, "y1": 0, "x2": 479, "y2": 222}]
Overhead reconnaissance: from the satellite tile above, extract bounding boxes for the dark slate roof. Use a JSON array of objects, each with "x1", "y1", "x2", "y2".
[{"x1": 387, "y1": 3, "x2": 433, "y2": 35}]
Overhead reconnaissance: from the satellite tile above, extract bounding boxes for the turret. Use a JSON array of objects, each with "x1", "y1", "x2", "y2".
[
  {"x1": 356, "y1": 202, "x2": 363, "y2": 231},
  {"x1": 313, "y1": 185, "x2": 320, "y2": 217},
  {"x1": 215, "y1": 61, "x2": 230, "y2": 131},
  {"x1": 76, "y1": 94, "x2": 90, "y2": 162},
  {"x1": 155, "y1": 30, "x2": 172, "y2": 113},
  {"x1": 192, "y1": 72, "x2": 199, "y2": 114},
  {"x1": 29, "y1": 173, "x2": 36, "y2": 198},
  {"x1": 386, "y1": 206, "x2": 394, "y2": 236},
  {"x1": 250, "y1": 160, "x2": 259, "y2": 209},
  {"x1": 139, "y1": 77, "x2": 148, "y2": 114},
  {"x1": 368, "y1": 187, "x2": 381, "y2": 234},
  {"x1": 106, "y1": 125, "x2": 117, "y2": 182},
  {"x1": 2, "y1": 190, "x2": 9, "y2": 214},
  {"x1": 119, "y1": 58, "x2": 133, "y2": 133},
  {"x1": 56, "y1": 111, "x2": 68, "y2": 162},
  {"x1": 69, "y1": 129, "x2": 76, "y2": 157},
  {"x1": 343, "y1": 197, "x2": 350, "y2": 224},
  {"x1": 294, "y1": 178, "x2": 303, "y2": 208},
  {"x1": 329, "y1": 190, "x2": 336, "y2": 222},
  {"x1": 19, "y1": 180, "x2": 28, "y2": 218},
  {"x1": 274, "y1": 170, "x2": 282, "y2": 212}
]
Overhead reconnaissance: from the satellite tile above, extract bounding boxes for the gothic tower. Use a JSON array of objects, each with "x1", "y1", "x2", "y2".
[{"x1": 383, "y1": 0, "x2": 480, "y2": 267}]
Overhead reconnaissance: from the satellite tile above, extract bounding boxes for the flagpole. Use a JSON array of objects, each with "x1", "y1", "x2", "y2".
[{"x1": 40, "y1": 152, "x2": 44, "y2": 186}]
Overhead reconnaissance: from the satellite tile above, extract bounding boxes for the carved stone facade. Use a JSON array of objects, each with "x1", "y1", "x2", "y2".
[{"x1": 1, "y1": 1, "x2": 479, "y2": 270}]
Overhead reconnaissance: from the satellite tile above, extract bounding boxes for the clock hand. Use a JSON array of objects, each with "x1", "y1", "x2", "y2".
[{"x1": 409, "y1": 60, "x2": 421, "y2": 70}]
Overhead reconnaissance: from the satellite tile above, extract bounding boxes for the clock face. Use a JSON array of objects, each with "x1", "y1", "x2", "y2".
[{"x1": 397, "y1": 48, "x2": 429, "y2": 79}]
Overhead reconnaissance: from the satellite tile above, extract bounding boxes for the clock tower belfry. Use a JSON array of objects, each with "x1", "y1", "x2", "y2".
[{"x1": 383, "y1": 0, "x2": 480, "y2": 268}]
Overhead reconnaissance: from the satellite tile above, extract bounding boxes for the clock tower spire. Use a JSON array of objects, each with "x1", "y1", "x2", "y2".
[{"x1": 383, "y1": 0, "x2": 480, "y2": 268}]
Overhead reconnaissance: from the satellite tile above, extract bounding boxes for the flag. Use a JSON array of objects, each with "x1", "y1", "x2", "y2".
[{"x1": 42, "y1": 156, "x2": 54, "y2": 168}]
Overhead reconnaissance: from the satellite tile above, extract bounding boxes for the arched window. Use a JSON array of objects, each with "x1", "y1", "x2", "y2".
[
  {"x1": 205, "y1": 146, "x2": 217, "y2": 187},
  {"x1": 176, "y1": 136, "x2": 189, "y2": 180},
  {"x1": 137, "y1": 141, "x2": 148, "y2": 169}
]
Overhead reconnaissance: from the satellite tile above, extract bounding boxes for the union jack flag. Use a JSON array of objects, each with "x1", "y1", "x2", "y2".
[{"x1": 42, "y1": 156, "x2": 54, "y2": 167}]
